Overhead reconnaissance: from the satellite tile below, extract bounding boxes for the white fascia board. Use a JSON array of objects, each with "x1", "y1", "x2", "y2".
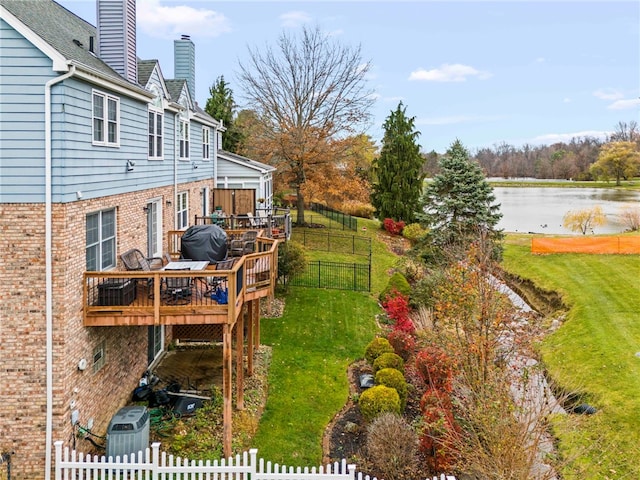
[
  {"x1": 1, "y1": 5, "x2": 68, "y2": 72},
  {"x1": 218, "y1": 153, "x2": 274, "y2": 174},
  {"x1": 71, "y1": 63, "x2": 154, "y2": 103}
]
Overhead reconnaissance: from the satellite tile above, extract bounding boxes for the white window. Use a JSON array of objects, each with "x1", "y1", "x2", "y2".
[
  {"x1": 202, "y1": 126, "x2": 210, "y2": 160},
  {"x1": 148, "y1": 109, "x2": 163, "y2": 159},
  {"x1": 179, "y1": 120, "x2": 190, "y2": 159},
  {"x1": 86, "y1": 209, "x2": 116, "y2": 271},
  {"x1": 92, "y1": 90, "x2": 119, "y2": 146},
  {"x1": 176, "y1": 191, "x2": 189, "y2": 229}
]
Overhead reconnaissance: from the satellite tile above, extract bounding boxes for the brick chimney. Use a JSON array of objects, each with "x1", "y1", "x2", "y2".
[
  {"x1": 174, "y1": 34, "x2": 195, "y2": 100},
  {"x1": 97, "y1": 0, "x2": 137, "y2": 84}
]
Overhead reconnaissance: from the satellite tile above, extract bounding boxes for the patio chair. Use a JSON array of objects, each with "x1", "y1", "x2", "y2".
[
  {"x1": 120, "y1": 248, "x2": 164, "y2": 271},
  {"x1": 162, "y1": 269, "x2": 192, "y2": 305},
  {"x1": 229, "y1": 230, "x2": 258, "y2": 257},
  {"x1": 120, "y1": 248, "x2": 163, "y2": 297},
  {"x1": 204, "y1": 257, "x2": 238, "y2": 295}
]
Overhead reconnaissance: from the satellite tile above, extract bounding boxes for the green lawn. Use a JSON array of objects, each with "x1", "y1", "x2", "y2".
[
  {"x1": 252, "y1": 214, "x2": 394, "y2": 465},
  {"x1": 252, "y1": 288, "x2": 380, "y2": 465},
  {"x1": 502, "y1": 235, "x2": 640, "y2": 478}
]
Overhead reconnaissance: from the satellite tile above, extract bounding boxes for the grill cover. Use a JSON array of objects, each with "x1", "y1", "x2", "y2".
[{"x1": 180, "y1": 225, "x2": 228, "y2": 263}]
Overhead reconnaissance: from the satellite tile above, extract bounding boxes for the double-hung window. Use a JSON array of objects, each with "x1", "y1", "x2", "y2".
[
  {"x1": 92, "y1": 90, "x2": 119, "y2": 146},
  {"x1": 176, "y1": 192, "x2": 188, "y2": 230},
  {"x1": 179, "y1": 120, "x2": 190, "y2": 159},
  {"x1": 148, "y1": 109, "x2": 163, "y2": 159},
  {"x1": 202, "y1": 126, "x2": 210, "y2": 160},
  {"x1": 86, "y1": 209, "x2": 116, "y2": 271}
]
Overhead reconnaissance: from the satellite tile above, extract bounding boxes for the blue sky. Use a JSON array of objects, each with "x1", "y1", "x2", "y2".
[{"x1": 58, "y1": 0, "x2": 639, "y2": 153}]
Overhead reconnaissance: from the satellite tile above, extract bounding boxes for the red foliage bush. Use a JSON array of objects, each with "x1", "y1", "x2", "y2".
[
  {"x1": 382, "y1": 292, "x2": 415, "y2": 334},
  {"x1": 383, "y1": 218, "x2": 406, "y2": 235},
  {"x1": 414, "y1": 345, "x2": 455, "y2": 392},
  {"x1": 387, "y1": 329, "x2": 416, "y2": 361},
  {"x1": 419, "y1": 390, "x2": 459, "y2": 472}
]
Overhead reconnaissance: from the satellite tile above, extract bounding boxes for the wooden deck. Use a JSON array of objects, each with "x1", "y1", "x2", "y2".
[{"x1": 83, "y1": 241, "x2": 277, "y2": 327}]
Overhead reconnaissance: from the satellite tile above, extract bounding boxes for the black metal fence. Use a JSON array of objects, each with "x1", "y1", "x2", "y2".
[
  {"x1": 309, "y1": 203, "x2": 358, "y2": 231},
  {"x1": 289, "y1": 261, "x2": 371, "y2": 291},
  {"x1": 291, "y1": 230, "x2": 371, "y2": 258}
]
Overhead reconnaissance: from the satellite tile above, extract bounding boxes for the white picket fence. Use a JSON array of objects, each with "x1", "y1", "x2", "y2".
[{"x1": 54, "y1": 441, "x2": 455, "y2": 480}]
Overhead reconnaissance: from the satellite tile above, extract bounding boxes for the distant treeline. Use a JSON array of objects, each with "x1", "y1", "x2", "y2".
[{"x1": 422, "y1": 120, "x2": 639, "y2": 180}]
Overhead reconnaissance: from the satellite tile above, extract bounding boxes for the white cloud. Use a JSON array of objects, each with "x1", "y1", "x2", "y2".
[
  {"x1": 535, "y1": 57, "x2": 545, "y2": 63},
  {"x1": 409, "y1": 63, "x2": 492, "y2": 82},
  {"x1": 607, "y1": 98, "x2": 640, "y2": 110},
  {"x1": 563, "y1": 97, "x2": 571, "y2": 103},
  {"x1": 279, "y1": 11, "x2": 312, "y2": 28},
  {"x1": 531, "y1": 130, "x2": 612, "y2": 144},
  {"x1": 592, "y1": 88, "x2": 624, "y2": 101},
  {"x1": 137, "y1": 0, "x2": 231, "y2": 39}
]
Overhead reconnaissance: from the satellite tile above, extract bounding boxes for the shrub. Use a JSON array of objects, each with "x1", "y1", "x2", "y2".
[
  {"x1": 277, "y1": 240, "x2": 307, "y2": 290},
  {"x1": 376, "y1": 368, "x2": 408, "y2": 410},
  {"x1": 387, "y1": 329, "x2": 416, "y2": 361},
  {"x1": 379, "y1": 272, "x2": 411, "y2": 304},
  {"x1": 383, "y1": 218, "x2": 406, "y2": 235},
  {"x1": 382, "y1": 292, "x2": 415, "y2": 334},
  {"x1": 395, "y1": 256, "x2": 426, "y2": 284},
  {"x1": 359, "y1": 385, "x2": 401, "y2": 422},
  {"x1": 342, "y1": 200, "x2": 376, "y2": 219},
  {"x1": 373, "y1": 352, "x2": 405, "y2": 374},
  {"x1": 365, "y1": 412, "x2": 418, "y2": 480},
  {"x1": 365, "y1": 337, "x2": 394, "y2": 365},
  {"x1": 414, "y1": 345, "x2": 455, "y2": 392},
  {"x1": 402, "y1": 223, "x2": 428, "y2": 243}
]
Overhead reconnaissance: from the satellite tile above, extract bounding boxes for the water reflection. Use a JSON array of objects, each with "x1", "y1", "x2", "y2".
[{"x1": 493, "y1": 187, "x2": 640, "y2": 234}]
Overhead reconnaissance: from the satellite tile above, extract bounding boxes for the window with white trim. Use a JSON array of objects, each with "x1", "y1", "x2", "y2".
[
  {"x1": 148, "y1": 109, "x2": 163, "y2": 159},
  {"x1": 176, "y1": 191, "x2": 189, "y2": 229},
  {"x1": 202, "y1": 126, "x2": 210, "y2": 160},
  {"x1": 179, "y1": 120, "x2": 190, "y2": 159},
  {"x1": 86, "y1": 209, "x2": 116, "y2": 271},
  {"x1": 92, "y1": 90, "x2": 119, "y2": 146}
]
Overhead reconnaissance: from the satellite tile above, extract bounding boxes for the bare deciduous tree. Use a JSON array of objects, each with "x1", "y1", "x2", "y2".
[{"x1": 237, "y1": 26, "x2": 375, "y2": 224}]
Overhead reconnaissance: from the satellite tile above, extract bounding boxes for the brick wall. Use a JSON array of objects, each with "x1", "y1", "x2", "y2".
[{"x1": 0, "y1": 179, "x2": 212, "y2": 479}]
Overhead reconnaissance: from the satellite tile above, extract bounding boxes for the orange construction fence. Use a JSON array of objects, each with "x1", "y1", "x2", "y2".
[{"x1": 531, "y1": 236, "x2": 640, "y2": 254}]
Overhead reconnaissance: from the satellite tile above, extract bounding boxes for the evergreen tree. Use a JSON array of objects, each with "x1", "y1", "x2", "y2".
[
  {"x1": 419, "y1": 139, "x2": 503, "y2": 257},
  {"x1": 371, "y1": 102, "x2": 424, "y2": 223},
  {"x1": 204, "y1": 76, "x2": 242, "y2": 152}
]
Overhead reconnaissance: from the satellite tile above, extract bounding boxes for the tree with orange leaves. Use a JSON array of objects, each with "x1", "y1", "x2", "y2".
[{"x1": 237, "y1": 26, "x2": 375, "y2": 225}]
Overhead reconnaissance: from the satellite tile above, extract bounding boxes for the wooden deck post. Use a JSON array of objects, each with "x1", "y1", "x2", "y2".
[
  {"x1": 236, "y1": 307, "x2": 244, "y2": 410},
  {"x1": 247, "y1": 300, "x2": 254, "y2": 376},
  {"x1": 222, "y1": 323, "x2": 232, "y2": 458}
]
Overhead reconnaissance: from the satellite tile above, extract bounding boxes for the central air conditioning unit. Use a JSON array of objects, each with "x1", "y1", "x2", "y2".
[{"x1": 106, "y1": 406, "x2": 150, "y2": 459}]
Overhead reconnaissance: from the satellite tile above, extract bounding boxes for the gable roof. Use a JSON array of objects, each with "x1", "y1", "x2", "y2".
[
  {"x1": 137, "y1": 59, "x2": 158, "y2": 87},
  {"x1": 218, "y1": 150, "x2": 275, "y2": 174},
  {"x1": 2, "y1": 0, "x2": 151, "y2": 101}
]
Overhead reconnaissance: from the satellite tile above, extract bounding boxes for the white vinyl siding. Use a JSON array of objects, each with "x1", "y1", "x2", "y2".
[
  {"x1": 86, "y1": 209, "x2": 116, "y2": 271},
  {"x1": 148, "y1": 109, "x2": 163, "y2": 159},
  {"x1": 92, "y1": 90, "x2": 119, "y2": 147},
  {"x1": 179, "y1": 120, "x2": 190, "y2": 160},
  {"x1": 176, "y1": 191, "x2": 188, "y2": 229},
  {"x1": 202, "y1": 126, "x2": 210, "y2": 160}
]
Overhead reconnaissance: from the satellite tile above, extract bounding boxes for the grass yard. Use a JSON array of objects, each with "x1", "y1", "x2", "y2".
[
  {"x1": 252, "y1": 213, "x2": 396, "y2": 465},
  {"x1": 502, "y1": 234, "x2": 640, "y2": 479},
  {"x1": 252, "y1": 288, "x2": 380, "y2": 465}
]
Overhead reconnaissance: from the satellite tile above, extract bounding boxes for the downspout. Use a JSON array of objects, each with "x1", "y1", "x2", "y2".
[
  {"x1": 44, "y1": 64, "x2": 76, "y2": 480},
  {"x1": 174, "y1": 112, "x2": 179, "y2": 226},
  {"x1": 212, "y1": 125, "x2": 218, "y2": 190}
]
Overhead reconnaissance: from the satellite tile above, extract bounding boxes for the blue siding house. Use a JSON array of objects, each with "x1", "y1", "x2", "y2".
[{"x1": 0, "y1": 1, "x2": 275, "y2": 477}]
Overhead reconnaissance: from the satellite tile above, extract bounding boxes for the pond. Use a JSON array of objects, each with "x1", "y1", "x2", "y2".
[{"x1": 493, "y1": 187, "x2": 640, "y2": 234}]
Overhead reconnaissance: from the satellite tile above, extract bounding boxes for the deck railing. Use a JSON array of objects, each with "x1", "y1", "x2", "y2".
[{"x1": 84, "y1": 237, "x2": 278, "y2": 326}]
